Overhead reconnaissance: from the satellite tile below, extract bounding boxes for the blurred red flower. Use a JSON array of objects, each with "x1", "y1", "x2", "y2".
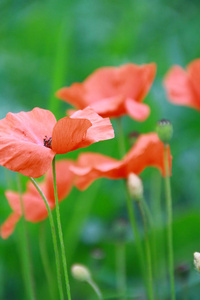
[
  {"x1": 70, "y1": 133, "x2": 172, "y2": 190},
  {"x1": 164, "y1": 59, "x2": 200, "y2": 110},
  {"x1": 0, "y1": 107, "x2": 114, "y2": 178},
  {"x1": 1, "y1": 160, "x2": 74, "y2": 239},
  {"x1": 56, "y1": 63, "x2": 156, "y2": 121}
]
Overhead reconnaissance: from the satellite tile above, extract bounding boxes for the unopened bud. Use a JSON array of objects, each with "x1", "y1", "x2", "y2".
[
  {"x1": 156, "y1": 119, "x2": 173, "y2": 144},
  {"x1": 71, "y1": 264, "x2": 91, "y2": 282},
  {"x1": 127, "y1": 173, "x2": 143, "y2": 201},
  {"x1": 194, "y1": 252, "x2": 200, "y2": 271}
]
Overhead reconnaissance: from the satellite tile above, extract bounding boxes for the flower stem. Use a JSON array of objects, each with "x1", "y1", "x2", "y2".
[
  {"x1": 116, "y1": 242, "x2": 126, "y2": 300},
  {"x1": 137, "y1": 199, "x2": 154, "y2": 300},
  {"x1": 39, "y1": 222, "x2": 56, "y2": 300},
  {"x1": 164, "y1": 144, "x2": 176, "y2": 300},
  {"x1": 17, "y1": 174, "x2": 36, "y2": 300},
  {"x1": 116, "y1": 118, "x2": 126, "y2": 158},
  {"x1": 124, "y1": 185, "x2": 146, "y2": 288},
  {"x1": 87, "y1": 278, "x2": 103, "y2": 300},
  {"x1": 52, "y1": 157, "x2": 72, "y2": 300},
  {"x1": 30, "y1": 177, "x2": 64, "y2": 300}
]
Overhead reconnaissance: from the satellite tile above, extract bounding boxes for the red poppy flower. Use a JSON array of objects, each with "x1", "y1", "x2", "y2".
[
  {"x1": 70, "y1": 133, "x2": 172, "y2": 190},
  {"x1": 164, "y1": 59, "x2": 200, "y2": 110},
  {"x1": 1, "y1": 160, "x2": 74, "y2": 239},
  {"x1": 56, "y1": 63, "x2": 156, "y2": 121},
  {"x1": 0, "y1": 107, "x2": 114, "y2": 178}
]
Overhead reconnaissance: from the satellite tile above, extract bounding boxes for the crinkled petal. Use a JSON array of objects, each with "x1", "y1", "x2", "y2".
[
  {"x1": 71, "y1": 133, "x2": 172, "y2": 190},
  {"x1": 0, "y1": 107, "x2": 56, "y2": 177},
  {"x1": 5, "y1": 189, "x2": 50, "y2": 223},
  {"x1": 164, "y1": 65, "x2": 200, "y2": 110},
  {"x1": 51, "y1": 117, "x2": 92, "y2": 154},
  {"x1": 56, "y1": 63, "x2": 156, "y2": 119},
  {"x1": 56, "y1": 83, "x2": 88, "y2": 109},
  {"x1": 71, "y1": 153, "x2": 123, "y2": 190},
  {"x1": 84, "y1": 63, "x2": 156, "y2": 103},
  {"x1": 123, "y1": 133, "x2": 172, "y2": 176},
  {"x1": 89, "y1": 96, "x2": 125, "y2": 118},
  {"x1": 70, "y1": 107, "x2": 115, "y2": 147},
  {"x1": 125, "y1": 98, "x2": 150, "y2": 121},
  {"x1": 1, "y1": 213, "x2": 21, "y2": 239}
]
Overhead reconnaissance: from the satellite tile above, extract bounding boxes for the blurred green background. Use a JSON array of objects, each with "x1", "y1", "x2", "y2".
[{"x1": 1, "y1": 0, "x2": 200, "y2": 299}]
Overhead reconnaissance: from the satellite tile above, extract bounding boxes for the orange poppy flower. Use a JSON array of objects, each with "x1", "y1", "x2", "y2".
[
  {"x1": 1, "y1": 160, "x2": 74, "y2": 239},
  {"x1": 56, "y1": 63, "x2": 156, "y2": 121},
  {"x1": 70, "y1": 133, "x2": 172, "y2": 190},
  {"x1": 164, "y1": 59, "x2": 200, "y2": 110},
  {"x1": 0, "y1": 107, "x2": 114, "y2": 178}
]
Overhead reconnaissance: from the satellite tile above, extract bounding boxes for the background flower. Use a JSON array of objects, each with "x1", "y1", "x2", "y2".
[
  {"x1": 1, "y1": 160, "x2": 75, "y2": 238},
  {"x1": 56, "y1": 63, "x2": 156, "y2": 121},
  {"x1": 164, "y1": 59, "x2": 200, "y2": 110}
]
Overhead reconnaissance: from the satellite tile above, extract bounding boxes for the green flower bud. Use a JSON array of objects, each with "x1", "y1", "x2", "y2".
[
  {"x1": 71, "y1": 264, "x2": 91, "y2": 282},
  {"x1": 156, "y1": 119, "x2": 173, "y2": 144}
]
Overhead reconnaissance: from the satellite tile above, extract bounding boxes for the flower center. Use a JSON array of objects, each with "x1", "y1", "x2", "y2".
[{"x1": 43, "y1": 136, "x2": 52, "y2": 148}]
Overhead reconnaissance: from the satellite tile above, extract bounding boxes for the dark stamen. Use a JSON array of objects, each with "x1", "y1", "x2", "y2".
[{"x1": 43, "y1": 135, "x2": 52, "y2": 149}]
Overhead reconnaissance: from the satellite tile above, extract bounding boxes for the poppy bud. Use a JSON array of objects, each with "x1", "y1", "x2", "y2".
[
  {"x1": 156, "y1": 119, "x2": 173, "y2": 144},
  {"x1": 71, "y1": 264, "x2": 91, "y2": 282},
  {"x1": 194, "y1": 252, "x2": 200, "y2": 272},
  {"x1": 127, "y1": 173, "x2": 143, "y2": 201}
]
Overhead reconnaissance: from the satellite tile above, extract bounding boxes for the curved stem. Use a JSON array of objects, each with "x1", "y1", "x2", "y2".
[
  {"x1": 87, "y1": 279, "x2": 103, "y2": 300},
  {"x1": 17, "y1": 174, "x2": 36, "y2": 300},
  {"x1": 30, "y1": 177, "x2": 64, "y2": 300},
  {"x1": 52, "y1": 157, "x2": 72, "y2": 300},
  {"x1": 39, "y1": 222, "x2": 56, "y2": 300},
  {"x1": 164, "y1": 145, "x2": 176, "y2": 300},
  {"x1": 116, "y1": 242, "x2": 126, "y2": 300},
  {"x1": 124, "y1": 185, "x2": 146, "y2": 287},
  {"x1": 137, "y1": 199, "x2": 154, "y2": 300}
]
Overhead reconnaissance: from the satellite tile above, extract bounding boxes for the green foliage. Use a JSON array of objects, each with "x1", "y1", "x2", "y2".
[{"x1": 1, "y1": 0, "x2": 200, "y2": 299}]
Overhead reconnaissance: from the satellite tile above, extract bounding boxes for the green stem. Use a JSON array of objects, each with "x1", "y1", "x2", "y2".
[
  {"x1": 116, "y1": 118, "x2": 126, "y2": 158},
  {"x1": 116, "y1": 243, "x2": 126, "y2": 300},
  {"x1": 52, "y1": 157, "x2": 72, "y2": 300},
  {"x1": 17, "y1": 174, "x2": 36, "y2": 300},
  {"x1": 124, "y1": 185, "x2": 146, "y2": 288},
  {"x1": 140, "y1": 197, "x2": 158, "y2": 300},
  {"x1": 30, "y1": 177, "x2": 64, "y2": 300},
  {"x1": 137, "y1": 199, "x2": 154, "y2": 300},
  {"x1": 39, "y1": 222, "x2": 56, "y2": 300},
  {"x1": 87, "y1": 279, "x2": 103, "y2": 300},
  {"x1": 116, "y1": 118, "x2": 147, "y2": 294},
  {"x1": 164, "y1": 144, "x2": 176, "y2": 300}
]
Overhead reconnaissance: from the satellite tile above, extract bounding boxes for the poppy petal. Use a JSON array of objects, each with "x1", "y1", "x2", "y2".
[
  {"x1": 56, "y1": 63, "x2": 156, "y2": 119},
  {"x1": 70, "y1": 107, "x2": 115, "y2": 147},
  {"x1": 84, "y1": 63, "x2": 156, "y2": 103},
  {"x1": 125, "y1": 98, "x2": 150, "y2": 121},
  {"x1": 56, "y1": 83, "x2": 87, "y2": 109},
  {"x1": 1, "y1": 213, "x2": 21, "y2": 239},
  {"x1": 123, "y1": 133, "x2": 172, "y2": 176},
  {"x1": 164, "y1": 65, "x2": 200, "y2": 110},
  {"x1": 51, "y1": 117, "x2": 92, "y2": 154},
  {"x1": 5, "y1": 189, "x2": 50, "y2": 222},
  {"x1": 0, "y1": 107, "x2": 56, "y2": 177},
  {"x1": 187, "y1": 59, "x2": 200, "y2": 99},
  {"x1": 71, "y1": 133, "x2": 172, "y2": 190},
  {"x1": 89, "y1": 96, "x2": 125, "y2": 118},
  {"x1": 70, "y1": 152, "x2": 123, "y2": 190}
]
